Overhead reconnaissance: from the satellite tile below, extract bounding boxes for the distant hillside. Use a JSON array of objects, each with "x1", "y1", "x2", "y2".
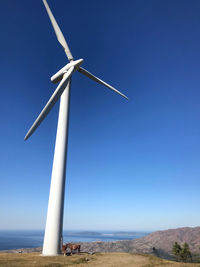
[
  {"x1": 134, "y1": 227, "x2": 200, "y2": 255},
  {"x1": 81, "y1": 226, "x2": 200, "y2": 260}
]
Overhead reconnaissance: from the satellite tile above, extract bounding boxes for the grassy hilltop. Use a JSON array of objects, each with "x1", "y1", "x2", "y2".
[{"x1": 0, "y1": 252, "x2": 200, "y2": 267}]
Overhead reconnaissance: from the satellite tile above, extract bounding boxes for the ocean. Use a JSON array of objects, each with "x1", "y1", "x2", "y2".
[{"x1": 0, "y1": 230, "x2": 149, "y2": 250}]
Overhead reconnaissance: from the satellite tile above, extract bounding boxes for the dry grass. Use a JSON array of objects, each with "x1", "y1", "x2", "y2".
[{"x1": 0, "y1": 252, "x2": 200, "y2": 267}]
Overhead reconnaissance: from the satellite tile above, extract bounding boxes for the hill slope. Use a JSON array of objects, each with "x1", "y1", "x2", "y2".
[{"x1": 81, "y1": 226, "x2": 200, "y2": 259}]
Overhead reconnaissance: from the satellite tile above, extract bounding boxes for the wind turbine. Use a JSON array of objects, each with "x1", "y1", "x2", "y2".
[{"x1": 25, "y1": 0, "x2": 128, "y2": 256}]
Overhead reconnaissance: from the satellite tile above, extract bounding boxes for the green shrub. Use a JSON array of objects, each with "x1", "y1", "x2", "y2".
[{"x1": 172, "y1": 242, "x2": 192, "y2": 262}]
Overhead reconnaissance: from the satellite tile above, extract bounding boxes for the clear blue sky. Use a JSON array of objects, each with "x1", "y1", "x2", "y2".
[{"x1": 0, "y1": 0, "x2": 200, "y2": 231}]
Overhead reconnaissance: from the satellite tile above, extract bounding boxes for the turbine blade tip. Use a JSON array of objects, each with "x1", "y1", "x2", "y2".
[{"x1": 24, "y1": 132, "x2": 31, "y2": 141}]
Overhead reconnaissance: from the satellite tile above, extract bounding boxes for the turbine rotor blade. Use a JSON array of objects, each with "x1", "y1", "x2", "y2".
[
  {"x1": 24, "y1": 66, "x2": 74, "y2": 141},
  {"x1": 42, "y1": 0, "x2": 73, "y2": 61},
  {"x1": 78, "y1": 67, "x2": 128, "y2": 100}
]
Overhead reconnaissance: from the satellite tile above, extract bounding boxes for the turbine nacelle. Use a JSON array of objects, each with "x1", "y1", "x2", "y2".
[{"x1": 51, "y1": 59, "x2": 84, "y2": 84}]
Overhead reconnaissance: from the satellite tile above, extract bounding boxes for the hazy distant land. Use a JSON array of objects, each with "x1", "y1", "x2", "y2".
[{"x1": 67, "y1": 231, "x2": 146, "y2": 237}]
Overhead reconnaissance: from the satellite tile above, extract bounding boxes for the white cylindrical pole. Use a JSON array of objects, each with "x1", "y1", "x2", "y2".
[{"x1": 42, "y1": 77, "x2": 71, "y2": 256}]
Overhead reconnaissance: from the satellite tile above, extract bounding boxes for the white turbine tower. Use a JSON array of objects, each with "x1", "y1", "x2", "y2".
[{"x1": 25, "y1": 0, "x2": 128, "y2": 256}]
